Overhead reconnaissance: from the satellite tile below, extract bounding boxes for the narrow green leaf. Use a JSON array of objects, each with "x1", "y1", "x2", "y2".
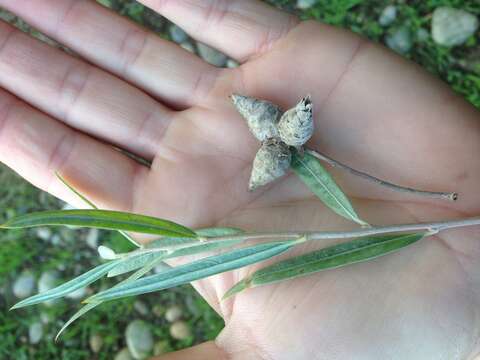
[
  {"x1": 56, "y1": 173, "x2": 141, "y2": 247},
  {"x1": 227, "y1": 233, "x2": 425, "y2": 295},
  {"x1": 56, "y1": 173, "x2": 97, "y2": 209},
  {"x1": 109, "y1": 229, "x2": 244, "y2": 277},
  {"x1": 57, "y1": 254, "x2": 168, "y2": 340},
  {"x1": 291, "y1": 151, "x2": 368, "y2": 226},
  {"x1": 222, "y1": 278, "x2": 250, "y2": 300},
  {"x1": 88, "y1": 240, "x2": 295, "y2": 303},
  {"x1": 146, "y1": 227, "x2": 244, "y2": 250},
  {"x1": 1, "y1": 209, "x2": 196, "y2": 238},
  {"x1": 56, "y1": 302, "x2": 98, "y2": 341},
  {"x1": 107, "y1": 252, "x2": 167, "y2": 277},
  {"x1": 195, "y1": 227, "x2": 244, "y2": 237},
  {"x1": 11, "y1": 260, "x2": 122, "y2": 309}
]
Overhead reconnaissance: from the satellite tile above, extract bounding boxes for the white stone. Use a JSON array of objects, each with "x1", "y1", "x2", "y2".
[
  {"x1": 379, "y1": 5, "x2": 397, "y2": 27},
  {"x1": 86, "y1": 228, "x2": 100, "y2": 249},
  {"x1": 134, "y1": 300, "x2": 149, "y2": 316},
  {"x1": 38, "y1": 270, "x2": 59, "y2": 293},
  {"x1": 196, "y1": 43, "x2": 227, "y2": 67},
  {"x1": 13, "y1": 272, "x2": 35, "y2": 299},
  {"x1": 29, "y1": 322, "x2": 43, "y2": 344},
  {"x1": 114, "y1": 348, "x2": 133, "y2": 360},
  {"x1": 169, "y1": 25, "x2": 188, "y2": 44},
  {"x1": 35, "y1": 227, "x2": 52, "y2": 241},
  {"x1": 126, "y1": 320, "x2": 154, "y2": 360},
  {"x1": 165, "y1": 305, "x2": 183, "y2": 323},
  {"x1": 432, "y1": 7, "x2": 479, "y2": 47},
  {"x1": 296, "y1": 0, "x2": 317, "y2": 9},
  {"x1": 386, "y1": 26, "x2": 412, "y2": 54},
  {"x1": 169, "y1": 321, "x2": 191, "y2": 340},
  {"x1": 89, "y1": 333, "x2": 103, "y2": 353},
  {"x1": 40, "y1": 312, "x2": 52, "y2": 324},
  {"x1": 38, "y1": 270, "x2": 60, "y2": 306}
]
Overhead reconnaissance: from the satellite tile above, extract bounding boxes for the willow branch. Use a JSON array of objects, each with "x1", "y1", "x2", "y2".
[
  {"x1": 144, "y1": 217, "x2": 480, "y2": 252},
  {"x1": 305, "y1": 149, "x2": 458, "y2": 202}
]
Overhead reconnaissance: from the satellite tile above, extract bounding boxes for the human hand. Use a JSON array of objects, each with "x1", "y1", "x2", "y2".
[{"x1": 0, "y1": 1, "x2": 479, "y2": 359}]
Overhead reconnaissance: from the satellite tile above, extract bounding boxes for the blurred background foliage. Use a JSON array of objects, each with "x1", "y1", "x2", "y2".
[{"x1": 0, "y1": 0, "x2": 478, "y2": 359}]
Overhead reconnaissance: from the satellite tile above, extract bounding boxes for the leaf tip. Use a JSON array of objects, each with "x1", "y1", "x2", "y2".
[
  {"x1": 222, "y1": 278, "x2": 251, "y2": 300},
  {"x1": 9, "y1": 303, "x2": 21, "y2": 311}
]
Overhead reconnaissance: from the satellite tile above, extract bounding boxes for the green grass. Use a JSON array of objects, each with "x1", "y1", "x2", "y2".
[{"x1": 0, "y1": 0, "x2": 478, "y2": 358}]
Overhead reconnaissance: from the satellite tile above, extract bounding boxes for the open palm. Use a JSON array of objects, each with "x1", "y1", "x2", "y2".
[{"x1": 0, "y1": 1, "x2": 479, "y2": 359}]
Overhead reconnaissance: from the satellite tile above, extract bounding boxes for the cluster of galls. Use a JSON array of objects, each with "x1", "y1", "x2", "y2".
[{"x1": 231, "y1": 94, "x2": 314, "y2": 191}]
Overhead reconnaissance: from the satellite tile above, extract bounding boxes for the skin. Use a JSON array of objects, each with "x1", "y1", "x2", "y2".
[{"x1": 0, "y1": 0, "x2": 479, "y2": 359}]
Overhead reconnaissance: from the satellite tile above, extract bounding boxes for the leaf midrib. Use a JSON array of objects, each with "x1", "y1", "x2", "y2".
[
  {"x1": 253, "y1": 233, "x2": 423, "y2": 282},
  {"x1": 295, "y1": 156, "x2": 359, "y2": 222}
]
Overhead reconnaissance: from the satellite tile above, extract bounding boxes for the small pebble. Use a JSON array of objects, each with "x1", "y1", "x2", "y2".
[
  {"x1": 165, "y1": 305, "x2": 183, "y2": 323},
  {"x1": 38, "y1": 270, "x2": 60, "y2": 306},
  {"x1": 134, "y1": 300, "x2": 149, "y2": 316},
  {"x1": 296, "y1": 0, "x2": 317, "y2": 9},
  {"x1": 169, "y1": 24, "x2": 188, "y2": 43},
  {"x1": 38, "y1": 270, "x2": 59, "y2": 293},
  {"x1": 13, "y1": 272, "x2": 35, "y2": 299},
  {"x1": 197, "y1": 42, "x2": 228, "y2": 67},
  {"x1": 86, "y1": 228, "x2": 100, "y2": 249},
  {"x1": 28, "y1": 322, "x2": 43, "y2": 344},
  {"x1": 379, "y1": 5, "x2": 397, "y2": 27},
  {"x1": 169, "y1": 321, "x2": 192, "y2": 340},
  {"x1": 50, "y1": 234, "x2": 62, "y2": 246},
  {"x1": 89, "y1": 333, "x2": 103, "y2": 353},
  {"x1": 36, "y1": 228, "x2": 52, "y2": 241},
  {"x1": 165, "y1": 305, "x2": 183, "y2": 322},
  {"x1": 126, "y1": 320, "x2": 154, "y2": 360},
  {"x1": 386, "y1": 26, "x2": 413, "y2": 54},
  {"x1": 114, "y1": 348, "x2": 134, "y2": 360},
  {"x1": 432, "y1": 7, "x2": 479, "y2": 47},
  {"x1": 40, "y1": 312, "x2": 52, "y2": 324}
]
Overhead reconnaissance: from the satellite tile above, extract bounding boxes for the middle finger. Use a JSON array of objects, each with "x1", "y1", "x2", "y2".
[{"x1": 0, "y1": 0, "x2": 221, "y2": 109}]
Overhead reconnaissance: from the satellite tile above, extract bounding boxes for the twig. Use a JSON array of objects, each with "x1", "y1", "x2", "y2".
[
  {"x1": 306, "y1": 149, "x2": 458, "y2": 202},
  {"x1": 148, "y1": 217, "x2": 480, "y2": 251}
]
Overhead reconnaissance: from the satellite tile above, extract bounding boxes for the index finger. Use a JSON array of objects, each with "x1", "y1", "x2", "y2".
[{"x1": 141, "y1": 0, "x2": 299, "y2": 62}]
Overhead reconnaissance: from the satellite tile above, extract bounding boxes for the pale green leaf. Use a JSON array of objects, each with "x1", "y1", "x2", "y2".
[
  {"x1": 88, "y1": 240, "x2": 295, "y2": 303},
  {"x1": 11, "y1": 260, "x2": 122, "y2": 309},
  {"x1": 1, "y1": 209, "x2": 196, "y2": 238},
  {"x1": 107, "y1": 252, "x2": 167, "y2": 277},
  {"x1": 56, "y1": 173, "x2": 96, "y2": 209},
  {"x1": 291, "y1": 151, "x2": 368, "y2": 226},
  {"x1": 225, "y1": 232, "x2": 426, "y2": 297},
  {"x1": 195, "y1": 227, "x2": 244, "y2": 237},
  {"x1": 57, "y1": 252, "x2": 173, "y2": 339},
  {"x1": 56, "y1": 302, "x2": 98, "y2": 341},
  {"x1": 56, "y1": 173, "x2": 141, "y2": 247},
  {"x1": 108, "y1": 228, "x2": 245, "y2": 277}
]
